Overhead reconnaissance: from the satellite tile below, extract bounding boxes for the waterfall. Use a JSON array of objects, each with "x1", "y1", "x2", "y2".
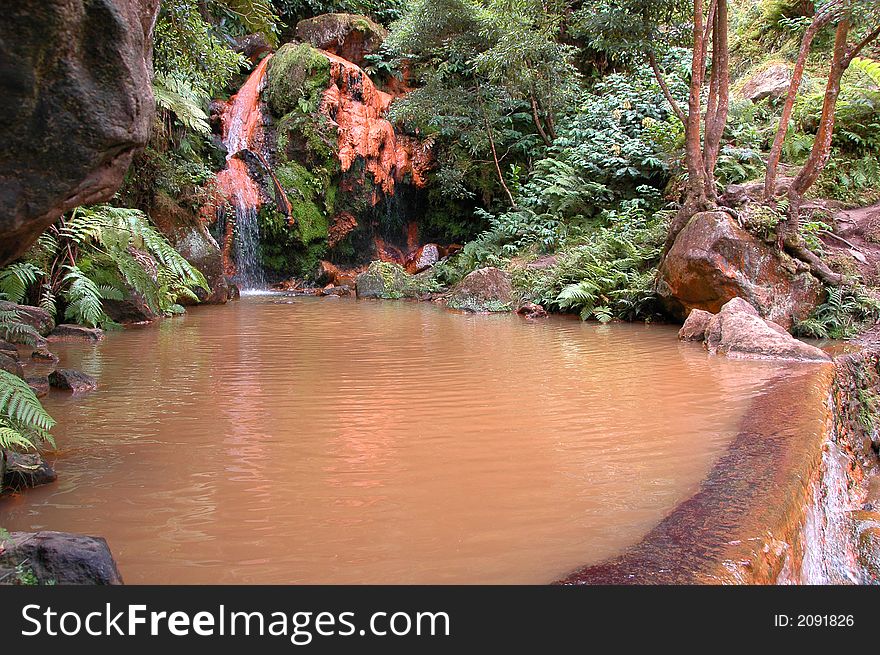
[
  {"x1": 230, "y1": 198, "x2": 265, "y2": 290},
  {"x1": 797, "y1": 443, "x2": 865, "y2": 584},
  {"x1": 215, "y1": 56, "x2": 273, "y2": 290}
]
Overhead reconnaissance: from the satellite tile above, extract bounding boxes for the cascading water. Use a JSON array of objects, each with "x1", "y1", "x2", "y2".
[
  {"x1": 796, "y1": 443, "x2": 865, "y2": 583},
  {"x1": 215, "y1": 56, "x2": 273, "y2": 290}
]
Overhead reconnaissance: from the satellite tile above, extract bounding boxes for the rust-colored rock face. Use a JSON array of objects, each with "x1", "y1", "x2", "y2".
[
  {"x1": 295, "y1": 13, "x2": 388, "y2": 67},
  {"x1": 658, "y1": 211, "x2": 824, "y2": 329},
  {"x1": 320, "y1": 51, "x2": 431, "y2": 197},
  {"x1": 0, "y1": 0, "x2": 160, "y2": 266}
]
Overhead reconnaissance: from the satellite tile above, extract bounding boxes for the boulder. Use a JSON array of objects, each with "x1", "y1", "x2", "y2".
[
  {"x1": 0, "y1": 0, "x2": 161, "y2": 266},
  {"x1": 48, "y1": 324, "x2": 104, "y2": 342},
  {"x1": 658, "y1": 211, "x2": 824, "y2": 329},
  {"x1": 319, "y1": 284, "x2": 352, "y2": 297},
  {"x1": 25, "y1": 376, "x2": 50, "y2": 398},
  {"x1": 447, "y1": 267, "x2": 513, "y2": 312},
  {"x1": 739, "y1": 63, "x2": 792, "y2": 103},
  {"x1": 0, "y1": 531, "x2": 122, "y2": 585},
  {"x1": 356, "y1": 262, "x2": 409, "y2": 299},
  {"x1": 49, "y1": 369, "x2": 97, "y2": 393},
  {"x1": 697, "y1": 298, "x2": 831, "y2": 362},
  {"x1": 0, "y1": 301, "x2": 54, "y2": 336},
  {"x1": 710, "y1": 310, "x2": 831, "y2": 362},
  {"x1": 516, "y1": 302, "x2": 549, "y2": 319},
  {"x1": 0, "y1": 341, "x2": 18, "y2": 357},
  {"x1": 3, "y1": 452, "x2": 57, "y2": 490},
  {"x1": 229, "y1": 32, "x2": 272, "y2": 62},
  {"x1": 406, "y1": 244, "x2": 441, "y2": 274},
  {"x1": 0, "y1": 353, "x2": 24, "y2": 379},
  {"x1": 294, "y1": 13, "x2": 388, "y2": 67},
  {"x1": 678, "y1": 308, "x2": 713, "y2": 341},
  {"x1": 103, "y1": 290, "x2": 159, "y2": 324},
  {"x1": 316, "y1": 261, "x2": 359, "y2": 288}
]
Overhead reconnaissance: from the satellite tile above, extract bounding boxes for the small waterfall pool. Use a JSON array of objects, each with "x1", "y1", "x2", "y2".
[{"x1": 0, "y1": 296, "x2": 789, "y2": 583}]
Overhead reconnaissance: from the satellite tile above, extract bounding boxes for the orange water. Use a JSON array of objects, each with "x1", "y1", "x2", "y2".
[{"x1": 0, "y1": 296, "x2": 782, "y2": 583}]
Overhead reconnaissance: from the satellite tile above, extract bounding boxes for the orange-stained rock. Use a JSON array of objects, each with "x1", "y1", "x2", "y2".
[
  {"x1": 405, "y1": 243, "x2": 440, "y2": 274},
  {"x1": 658, "y1": 211, "x2": 824, "y2": 329},
  {"x1": 319, "y1": 50, "x2": 431, "y2": 198},
  {"x1": 328, "y1": 211, "x2": 359, "y2": 247}
]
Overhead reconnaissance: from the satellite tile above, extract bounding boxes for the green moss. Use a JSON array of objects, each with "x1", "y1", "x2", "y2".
[
  {"x1": 276, "y1": 111, "x2": 338, "y2": 168},
  {"x1": 264, "y1": 43, "x2": 331, "y2": 118},
  {"x1": 275, "y1": 162, "x2": 331, "y2": 246}
]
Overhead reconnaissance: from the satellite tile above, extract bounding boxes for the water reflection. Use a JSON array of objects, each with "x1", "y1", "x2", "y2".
[{"x1": 0, "y1": 297, "x2": 783, "y2": 583}]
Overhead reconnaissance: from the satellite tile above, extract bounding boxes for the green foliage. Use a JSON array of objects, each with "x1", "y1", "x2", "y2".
[
  {"x1": 0, "y1": 370, "x2": 55, "y2": 453},
  {"x1": 794, "y1": 286, "x2": 880, "y2": 339},
  {"x1": 1, "y1": 206, "x2": 208, "y2": 329},
  {"x1": 153, "y1": 74, "x2": 212, "y2": 135},
  {"x1": 386, "y1": 0, "x2": 579, "y2": 205},
  {"x1": 513, "y1": 201, "x2": 668, "y2": 321},
  {"x1": 0, "y1": 263, "x2": 43, "y2": 305},
  {"x1": 273, "y1": 0, "x2": 404, "y2": 26},
  {"x1": 0, "y1": 304, "x2": 42, "y2": 347}
]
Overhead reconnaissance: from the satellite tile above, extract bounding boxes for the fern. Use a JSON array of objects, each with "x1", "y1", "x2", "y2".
[
  {"x1": 0, "y1": 370, "x2": 55, "y2": 452},
  {"x1": 0, "y1": 304, "x2": 41, "y2": 347},
  {"x1": 62, "y1": 265, "x2": 110, "y2": 328},
  {"x1": 0, "y1": 263, "x2": 43, "y2": 304},
  {"x1": 153, "y1": 73, "x2": 212, "y2": 135},
  {"x1": 794, "y1": 286, "x2": 880, "y2": 340}
]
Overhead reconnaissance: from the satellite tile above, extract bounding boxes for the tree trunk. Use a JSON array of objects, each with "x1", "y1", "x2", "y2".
[
  {"x1": 763, "y1": 10, "x2": 833, "y2": 200},
  {"x1": 684, "y1": 0, "x2": 709, "y2": 210},
  {"x1": 702, "y1": 0, "x2": 729, "y2": 201},
  {"x1": 474, "y1": 78, "x2": 517, "y2": 209},
  {"x1": 647, "y1": 51, "x2": 686, "y2": 126},
  {"x1": 789, "y1": 18, "x2": 851, "y2": 199}
]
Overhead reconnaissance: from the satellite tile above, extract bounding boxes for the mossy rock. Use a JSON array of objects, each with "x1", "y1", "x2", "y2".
[
  {"x1": 275, "y1": 162, "x2": 331, "y2": 245},
  {"x1": 265, "y1": 43, "x2": 331, "y2": 118},
  {"x1": 355, "y1": 262, "x2": 443, "y2": 299},
  {"x1": 294, "y1": 13, "x2": 388, "y2": 67},
  {"x1": 446, "y1": 267, "x2": 514, "y2": 312}
]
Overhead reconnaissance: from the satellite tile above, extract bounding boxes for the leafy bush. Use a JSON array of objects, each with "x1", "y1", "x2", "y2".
[{"x1": 513, "y1": 201, "x2": 669, "y2": 321}]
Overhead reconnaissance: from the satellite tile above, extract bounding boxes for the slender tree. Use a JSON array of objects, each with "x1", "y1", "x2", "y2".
[{"x1": 766, "y1": 0, "x2": 880, "y2": 284}]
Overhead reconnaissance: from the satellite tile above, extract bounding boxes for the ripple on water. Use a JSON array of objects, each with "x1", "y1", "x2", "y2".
[{"x1": 0, "y1": 296, "x2": 786, "y2": 583}]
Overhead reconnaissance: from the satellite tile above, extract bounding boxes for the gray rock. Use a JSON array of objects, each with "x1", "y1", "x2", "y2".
[
  {"x1": 356, "y1": 262, "x2": 409, "y2": 299},
  {"x1": 30, "y1": 348, "x2": 59, "y2": 365},
  {"x1": 48, "y1": 324, "x2": 104, "y2": 342},
  {"x1": 0, "y1": 300, "x2": 54, "y2": 337},
  {"x1": 704, "y1": 298, "x2": 830, "y2": 362},
  {"x1": 25, "y1": 376, "x2": 50, "y2": 398},
  {"x1": 49, "y1": 369, "x2": 97, "y2": 393},
  {"x1": 0, "y1": 353, "x2": 24, "y2": 379},
  {"x1": 516, "y1": 302, "x2": 549, "y2": 319},
  {"x1": 0, "y1": 531, "x2": 122, "y2": 585},
  {"x1": 740, "y1": 63, "x2": 792, "y2": 103},
  {"x1": 447, "y1": 267, "x2": 513, "y2": 312},
  {"x1": 3, "y1": 452, "x2": 57, "y2": 490},
  {"x1": 0, "y1": 1, "x2": 161, "y2": 267}
]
